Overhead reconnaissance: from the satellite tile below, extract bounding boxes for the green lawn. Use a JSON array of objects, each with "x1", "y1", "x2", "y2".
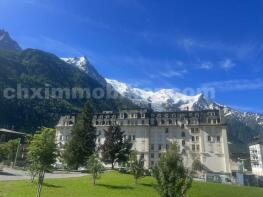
[{"x1": 0, "y1": 171, "x2": 263, "y2": 197}]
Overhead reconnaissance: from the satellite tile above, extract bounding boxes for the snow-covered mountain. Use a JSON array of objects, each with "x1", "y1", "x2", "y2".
[
  {"x1": 61, "y1": 56, "x2": 107, "y2": 86},
  {"x1": 106, "y1": 78, "x2": 218, "y2": 111}
]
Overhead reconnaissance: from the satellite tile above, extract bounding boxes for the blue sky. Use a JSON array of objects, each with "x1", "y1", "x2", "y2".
[{"x1": 0, "y1": 0, "x2": 263, "y2": 113}]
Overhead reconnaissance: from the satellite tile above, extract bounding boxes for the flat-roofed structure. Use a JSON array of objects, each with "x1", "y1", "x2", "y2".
[{"x1": 0, "y1": 128, "x2": 27, "y2": 143}]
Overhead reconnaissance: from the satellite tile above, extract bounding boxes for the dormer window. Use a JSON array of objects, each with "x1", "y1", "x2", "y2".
[{"x1": 120, "y1": 113, "x2": 124, "y2": 119}]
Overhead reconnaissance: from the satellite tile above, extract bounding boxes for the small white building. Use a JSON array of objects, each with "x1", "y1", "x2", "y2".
[{"x1": 249, "y1": 140, "x2": 263, "y2": 176}]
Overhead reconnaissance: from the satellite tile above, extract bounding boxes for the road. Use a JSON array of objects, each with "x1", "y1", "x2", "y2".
[{"x1": 0, "y1": 167, "x2": 87, "y2": 181}]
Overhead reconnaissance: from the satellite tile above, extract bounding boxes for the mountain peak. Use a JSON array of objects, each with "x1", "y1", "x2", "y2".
[
  {"x1": 61, "y1": 56, "x2": 106, "y2": 86},
  {"x1": 0, "y1": 29, "x2": 22, "y2": 52},
  {"x1": 61, "y1": 56, "x2": 89, "y2": 71}
]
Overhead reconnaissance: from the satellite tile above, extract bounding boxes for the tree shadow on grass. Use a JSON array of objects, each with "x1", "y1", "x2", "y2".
[
  {"x1": 96, "y1": 183, "x2": 134, "y2": 190},
  {"x1": 0, "y1": 171, "x2": 16, "y2": 176},
  {"x1": 140, "y1": 183, "x2": 154, "y2": 187},
  {"x1": 42, "y1": 182, "x2": 64, "y2": 188}
]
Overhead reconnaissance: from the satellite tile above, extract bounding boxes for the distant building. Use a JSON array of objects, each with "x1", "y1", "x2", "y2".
[
  {"x1": 56, "y1": 108, "x2": 231, "y2": 173},
  {"x1": 249, "y1": 138, "x2": 263, "y2": 176},
  {"x1": 0, "y1": 128, "x2": 27, "y2": 143}
]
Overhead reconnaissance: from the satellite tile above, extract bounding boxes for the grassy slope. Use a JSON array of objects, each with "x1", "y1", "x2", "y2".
[{"x1": 0, "y1": 171, "x2": 263, "y2": 197}]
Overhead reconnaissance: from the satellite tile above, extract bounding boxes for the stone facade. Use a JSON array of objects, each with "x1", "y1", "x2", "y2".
[
  {"x1": 249, "y1": 140, "x2": 263, "y2": 176},
  {"x1": 56, "y1": 108, "x2": 231, "y2": 173}
]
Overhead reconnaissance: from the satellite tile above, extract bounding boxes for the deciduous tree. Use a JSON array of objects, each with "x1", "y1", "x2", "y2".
[
  {"x1": 86, "y1": 153, "x2": 104, "y2": 185},
  {"x1": 129, "y1": 151, "x2": 144, "y2": 184},
  {"x1": 153, "y1": 143, "x2": 192, "y2": 197},
  {"x1": 27, "y1": 127, "x2": 57, "y2": 197}
]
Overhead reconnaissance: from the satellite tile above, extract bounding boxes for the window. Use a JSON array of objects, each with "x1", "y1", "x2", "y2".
[
  {"x1": 181, "y1": 124, "x2": 185, "y2": 129},
  {"x1": 208, "y1": 136, "x2": 212, "y2": 142},
  {"x1": 141, "y1": 120, "x2": 145, "y2": 125},
  {"x1": 191, "y1": 128, "x2": 199, "y2": 133},
  {"x1": 192, "y1": 145, "x2": 195, "y2": 151},
  {"x1": 192, "y1": 136, "x2": 195, "y2": 142},
  {"x1": 169, "y1": 119, "x2": 172, "y2": 125},
  {"x1": 151, "y1": 161, "x2": 154, "y2": 166},
  {"x1": 196, "y1": 144, "x2": 200, "y2": 151},
  {"x1": 181, "y1": 131, "x2": 186, "y2": 137},
  {"x1": 159, "y1": 144, "x2": 162, "y2": 150},
  {"x1": 133, "y1": 135, "x2": 136, "y2": 141},
  {"x1": 151, "y1": 144, "x2": 154, "y2": 151},
  {"x1": 165, "y1": 128, "x2": 169, "y2": 134},
  {"x1": 196, "y1": 136, "x2": 199, "y2": 141},
  {"x1": 161, "y1": 119, "x2": 165, "y2": 124},
  {"x1": 217, "y1": 136, "x2": 220, "y2": 142},
  {"x1": 151, "y1": 153, "x2": 154, "y2": 158},
  {"x1": 140, "y1": 154, "x2": 144, "y2": 159},
  {"x1": 213, "y1": 119, "x2": 217, "y2": 124},
  {"x1": 182, "y1": 140, "x2": 185, "y2": 146},
  {"x1": 159, "y1": 153, "x2": 162, "y2": 158},
  {"x1": 166, "y1": 144, "x2": 169, "y2": 150}
]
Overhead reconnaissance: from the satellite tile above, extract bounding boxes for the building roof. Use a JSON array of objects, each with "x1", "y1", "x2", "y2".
[{"x1": 0, "y1": 128, "x2": 27, "y2": 136}]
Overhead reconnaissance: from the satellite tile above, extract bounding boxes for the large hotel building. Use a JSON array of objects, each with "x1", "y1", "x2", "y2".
[{"x1": 56, "y1": 108, "x2": 231, "y2": 173}]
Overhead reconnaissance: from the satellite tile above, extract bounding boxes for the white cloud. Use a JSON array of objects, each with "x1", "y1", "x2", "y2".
[
  {"x1": 202, "y1": 78, "x2": 263, "y2": 91},
  {"x1": 159, "y1": 69, "x2": 187, "y2": 78},
  {"x1": 220, "y1": 58, "x2": 236, "y2": 70},
  {"x1": 199, "y1": 62, "x2": 213, "y2": 70}
]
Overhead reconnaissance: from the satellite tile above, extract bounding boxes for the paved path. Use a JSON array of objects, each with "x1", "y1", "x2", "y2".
[{"x1": 0, "y1": 167, "x2": 87, "y2": 181}]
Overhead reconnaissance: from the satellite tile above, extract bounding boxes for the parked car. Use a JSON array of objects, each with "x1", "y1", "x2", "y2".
[{"x1": 118, "y1": 167, "x2": 129, "y2": 173}]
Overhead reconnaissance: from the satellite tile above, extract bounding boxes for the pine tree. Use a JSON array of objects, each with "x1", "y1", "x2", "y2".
[
  {"x1": 63, "y1": 103, "x2": 97, "y2": 169},
  {"x1": 101, "y1": 125, "x2": 132, "y2": 169}
]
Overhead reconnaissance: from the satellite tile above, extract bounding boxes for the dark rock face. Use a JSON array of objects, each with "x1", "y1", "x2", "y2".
[{"x1": 0, "y1": 30, "x2": 22, "y2": 52}]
